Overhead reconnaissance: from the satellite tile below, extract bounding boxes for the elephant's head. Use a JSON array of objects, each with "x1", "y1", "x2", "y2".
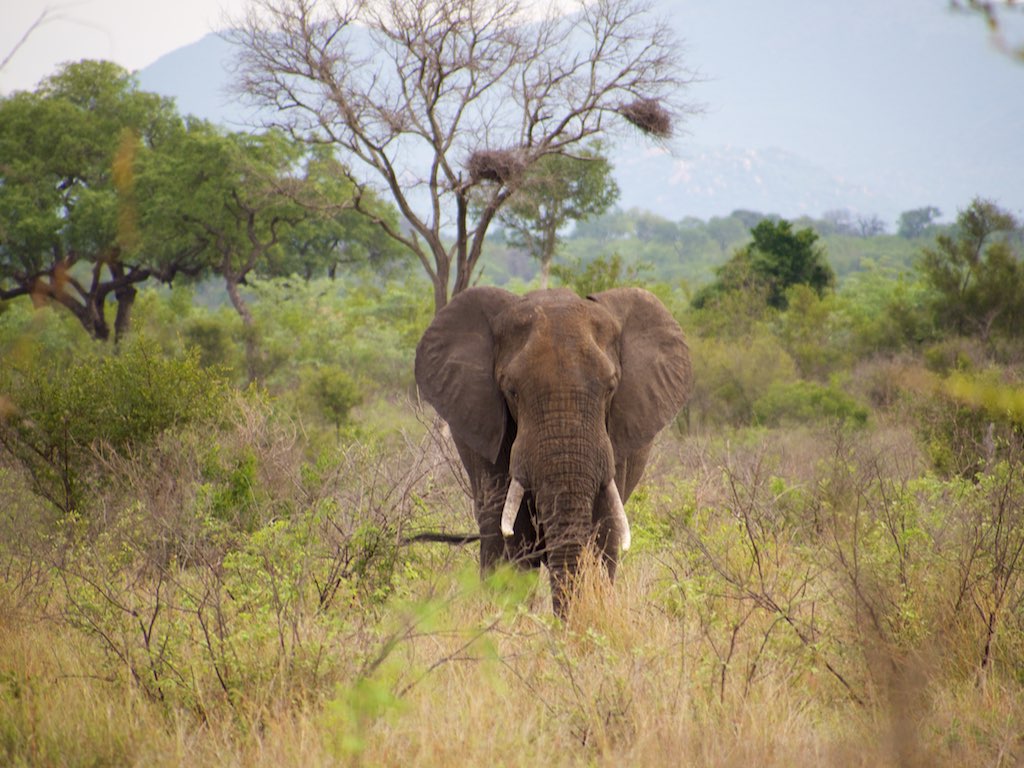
[{"x1": 415, "y1": 287, "x2": 691, "y2": 615}]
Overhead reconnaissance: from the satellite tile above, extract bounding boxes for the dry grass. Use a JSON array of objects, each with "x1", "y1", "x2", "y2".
[
  {"x1": 2, "y1": 423, "x2": 1023, "y2": 766},
  {"x1": 1, "y1": 552, "x2": 1021, "y2": 766}
]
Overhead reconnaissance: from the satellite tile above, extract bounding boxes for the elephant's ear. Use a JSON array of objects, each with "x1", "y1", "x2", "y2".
[
  {"x1": 590, "y1": 288, "x2": 692, "y2": 454},
  {"x1": 415, "y1": 286, "x2": 518, "y2": 464}
]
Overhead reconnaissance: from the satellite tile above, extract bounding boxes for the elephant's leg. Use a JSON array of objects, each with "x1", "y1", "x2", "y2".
[
  {"x1": 475, "y1": 472, "x2": 509, "y2": 574},
  {"x1": 476, "y1": 473, "x2": 542, "y2": 573},
  {"x1": 592, "y1": 507, "x2": 622, "y2": 582}
]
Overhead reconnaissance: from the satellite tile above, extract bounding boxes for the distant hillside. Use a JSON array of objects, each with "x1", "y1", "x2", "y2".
[
  {"x1": 138, "y1": 0, "x2": 1024, "y2": 226},
  {"x1": 137, "y1": 33, "x2": 254, "y2": 129}
]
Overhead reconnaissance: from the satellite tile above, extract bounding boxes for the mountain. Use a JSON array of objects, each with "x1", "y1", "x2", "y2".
[
  {"x1": 137, "y1": 1, "x2": 1024, "y2": 226},
  {"x1": 137, "y1": 33, "x2": 255, "y2": 129}
]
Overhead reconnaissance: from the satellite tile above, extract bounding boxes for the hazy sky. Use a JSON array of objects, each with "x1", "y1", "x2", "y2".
[
  {"x1": 1, "y1": 0, "x2": 248, "y2": 94},
  {"x1": 3, "y1": 0, "x2": 1022, "y2": 219}
]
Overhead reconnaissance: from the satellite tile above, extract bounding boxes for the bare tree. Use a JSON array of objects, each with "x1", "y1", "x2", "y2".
[
  {"x1": 950, "y1": 0, "x2": 1024, "y2": 62},
  {"x1": 1, "y1": 9, "x2": 55, "y2": 73},
  {"x1": 230, "y1": 0, "x2": 695, "y2": 312}
]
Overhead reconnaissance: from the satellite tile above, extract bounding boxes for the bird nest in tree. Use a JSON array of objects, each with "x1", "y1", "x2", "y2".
[
  {"x1": 467, "y1": 149, "x2": 527, "y2": 185},
  {"x1": 618, "y1": 98, "x2": 672, "y2": 138}
]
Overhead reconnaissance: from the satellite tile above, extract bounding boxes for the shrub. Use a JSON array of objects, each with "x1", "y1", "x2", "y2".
[
  {"x1": 753, "y1": 379, "x2": 869, "y2": 427},
  {"x1": 304, "y1": 365, "x2": 363, "y2": 432},
  {"x1": 687, "y1": 332, "x2": 798, "y2": 428},
  {"x1": 912, "y1": 368, "x2": 1023, "y2": 477},
  {"x1": 551, "y1": 253, "x2": 652, "y2": 296},
  {"x1": 0, "y1": 337, "x2": 228, "y2": 515},
  {"x1": 922, "y1": 337, "x2": 988, "y2": 374}
]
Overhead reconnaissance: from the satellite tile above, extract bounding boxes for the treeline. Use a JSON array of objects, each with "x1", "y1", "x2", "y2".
[
  {"x1": 0, "y1": 61, "x2": 404, "y2": 353},
  {"x1": 488, "y1": 204, "x2": 949, "y2": 286}
]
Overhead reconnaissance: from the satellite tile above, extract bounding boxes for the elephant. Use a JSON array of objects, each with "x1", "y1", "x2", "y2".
[{"x1": 414, "y1": 286, "x2": 692, "y2": 616}]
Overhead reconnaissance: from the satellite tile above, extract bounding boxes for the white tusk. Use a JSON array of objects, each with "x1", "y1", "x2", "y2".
[
  {"x1": 501, "y1": 479, "x2": 525, "y2": 538},
  {"x1": 606, "y1": 480, "x2": 631, "y2": 552}
]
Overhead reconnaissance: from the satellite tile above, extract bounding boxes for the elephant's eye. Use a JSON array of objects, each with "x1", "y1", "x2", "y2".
[{"x1": 505, "y1": 387, "x2": 518, "y2": 401}]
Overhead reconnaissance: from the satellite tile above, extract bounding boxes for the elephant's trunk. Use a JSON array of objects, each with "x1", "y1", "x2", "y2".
[
  {"x1": 504, "y1": 393, "x2": 618, "y2": 616},
  {"x1": 538, "y1": 487, "x2": 600, "y2": 619},
  {"x1": 544, "y1": 518, "x2": 585, "y2": 618},
  {"x1": 547, "y1": 536, "x2": 584, "y2": 618}
]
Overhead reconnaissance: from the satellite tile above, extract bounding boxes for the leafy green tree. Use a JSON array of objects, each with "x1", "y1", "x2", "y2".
[
  {"x1": 693, "y1": 218, "x2": 834, "y2": 310},
  {"x1": 134, "y1": 122, "x2": 306, "y2": 329},
  {"x1": 729, "y1": 209, "x2": 770, "y2": 230},
  {"x1": 0, "y1": 61, "x2": 185, "y2": 340},
  {"x1": 269, "y1": 148, "x2": 407, "y2": 281},
  {"x1": 305, "y1": 365, "x2": 363, "y2": 435},
  {"x1": 706, "y1": 214, "x2": 751, "y2": 254},
  {"x1": 897, "y1": 206, "x2": 942, "y2": 238},
  {"x1": 0, "y1": 338, "x2": 226, "y2": 516},
  {"x1": 917, "y1": 197, "x2": 1023, "y2": 341},
  {"x1": 134, "y1": 122, "x2": 355, "y2": 380},
  {"x1": 633, "y1": 211, "x2": 680, "y2": 244},
  {"x1": 551, "y1": 253, "x2": 651, "y2": 296},
  {"x1": 494, "y1": 147, "x2": 618, "y2": 288},
  {"x1": 777, "y1": 284, "x2": 843, "y2": 379}
]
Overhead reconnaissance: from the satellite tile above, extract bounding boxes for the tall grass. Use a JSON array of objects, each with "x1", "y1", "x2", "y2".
[{"x1": 1, "y1": 405, "x2": 1023, "y2": 766}]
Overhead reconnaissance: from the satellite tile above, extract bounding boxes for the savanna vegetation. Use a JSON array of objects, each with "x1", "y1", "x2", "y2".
[{"x1": 4, "y1": 15, "x2": 1024, "y2": 768}]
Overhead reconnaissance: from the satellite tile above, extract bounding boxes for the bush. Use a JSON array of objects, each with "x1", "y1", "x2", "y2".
[
  {"x1": 753, "y1": 379, "x2": 869, "y2": 427},
  {"x1": 551, "y1": 253, "x2": 651, "y2": 295},
  {"x1": 304, "y1": 365, "x2": 363, "y2": 432},
  {"x1": 912, "y1": 368, "x2": 1024, "y2": 477},
  {"x1": 687, "y1": 332, "x2": 798, "y2": 428},
  {"x1": 0, "y1": 336, "x2": 228, "y2": 515}
]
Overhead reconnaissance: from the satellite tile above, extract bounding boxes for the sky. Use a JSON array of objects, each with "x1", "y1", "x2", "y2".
[
  {"x1": 0, "y1": 0, "x2": 248, "y2": 94},
  {"x1": 2, "y1": 0, "x2": 1023, "y2": 221}
]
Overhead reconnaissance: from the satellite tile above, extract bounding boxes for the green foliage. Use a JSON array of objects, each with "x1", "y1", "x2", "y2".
[
  {"x1": 551, "y1": 253, "x2": 652, "y2": 296},
  {"x1": 910, "y1": 366, "x2": 1023, "y2": 477},
  {"x1": 775, "y1": 284, "x2": 844, "y2": 379},
  {"x1": 494, "y1": 145, "x2": 619, "y2": 284},
  {"x1": 693, "y1": 218, "x2": 835, "y2": 311},
  {"x1": 0, "y1": 61, "x2": 182, "y2": 340},
  {"x1": 304, "y1": 365, "x2": 363, "y2": 432},
  {"x1": 0, "y1": 337, "x2": 227, "y2": 514},
  {"x1": 898, "y1": 206, "x2": 942, "y2": 238},
  {"x1": 831, "y1": 267, "x2": 933, "y2": 355},
  {"x1": 183, "y1": 313, "x2": 244, "y2": 370},
  {"x1": 272, "y1": 147, "x2": 408, "y2": 280},
  {"x1": 198, "y1": 446, "x2": 261, "y2": 532},
  {"x1": 917, "y1": 197, "x2": 1023, "y2": 341},
  {"x1": 0, "y1": 298, "x2": 95, "y2": 364},
  {"x1": 0, "y1": 64, "x2": 406, "y2": 343},
  {"x1": 753, "y1": 380, "x2": 869, "y2": 427},
  {"x1": 943, "y1": 370, "x2": 1024, "y2": 426},
  {"x1": 687, "y1": 332, "x2": 798, "y2": 427},
  {"x1": 248, "y1": 274, "x2": 430, "y2": 401}
]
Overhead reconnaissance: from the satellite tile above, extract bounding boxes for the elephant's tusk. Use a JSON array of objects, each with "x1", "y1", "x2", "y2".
[
  {"x1": 606, "y1": 480, "x2": 631, "y2": 552},
  {"x1": 501, "y1": 479, "x2": 525, "y2": 537}
]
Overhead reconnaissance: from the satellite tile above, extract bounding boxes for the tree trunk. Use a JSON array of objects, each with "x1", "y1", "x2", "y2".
[
  {"x1": 113, "y1": 285, "x2": 137, "y2": 344},
  {"x1": 224, "y1": 275, "x2": 260, "y2": 382}
]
